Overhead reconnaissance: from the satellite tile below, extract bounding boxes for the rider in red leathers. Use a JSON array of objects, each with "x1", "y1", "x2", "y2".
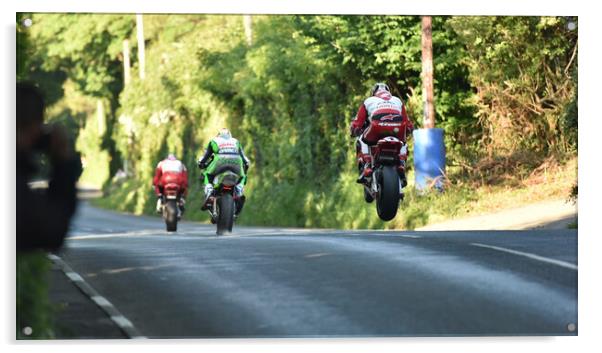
[
  {"x1": 153, "y1": 154, "x2": 188, "y2": 215},
  {"x1": 350, "y1": 82, "x2": 414, "y2": 184}
]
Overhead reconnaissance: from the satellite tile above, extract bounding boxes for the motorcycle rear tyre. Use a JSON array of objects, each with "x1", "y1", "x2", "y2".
[
  {"x1": 165, "y1": 200, "x2": 178, "y2": 232},
  {"x1": 216, "y1": 194, "x2": 235, "y2": 235},
  {"x1": 376, "y1": 166, "x2": 400, "y2": 221}
]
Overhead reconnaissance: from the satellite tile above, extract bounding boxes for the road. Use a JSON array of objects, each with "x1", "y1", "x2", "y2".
[{"x1": 57, "y1": 202, "x2": 578, "y2": 338}]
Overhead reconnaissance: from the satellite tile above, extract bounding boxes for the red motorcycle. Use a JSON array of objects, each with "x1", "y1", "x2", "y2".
[
  {"x1": 160, "y1": 182, "x2": 183, "y2": 232},
  {"x1": 361, "y1": 136, "x2": 407, "y2": 221},
  {"x1": 354, "y1": 116, "x2": 409, "y2": 221}
]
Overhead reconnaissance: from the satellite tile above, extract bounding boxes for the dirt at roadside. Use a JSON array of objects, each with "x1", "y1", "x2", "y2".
[{"x1": 416, "y1": 199, "x2": 577, "y2": 231}]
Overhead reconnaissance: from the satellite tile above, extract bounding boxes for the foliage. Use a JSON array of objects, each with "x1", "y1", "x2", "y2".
[
  {"x1": 29, "y1": 14, "x2": 135, "y2": 99},
  {"x1": 76, "y1": 100, "x2": 112, "y2": 188},
  {"x1": 449, "y1": 16, "x2": 578, "y2": 158},
  {"x1": 295, "y1": 16, "x2": 478, "y2": 159},
  {"x1": 17, "y1": 14, "x2": 31, "y2": 80},
  {"x1": 16, "y1": 252, "x2": 55, "y2": 339},
  {"x1": 25, "y1": 14, "x2": 578, "y2": 229},
  {"x1": 561, "y1": 62, "x2": 578, "y2": 151}
]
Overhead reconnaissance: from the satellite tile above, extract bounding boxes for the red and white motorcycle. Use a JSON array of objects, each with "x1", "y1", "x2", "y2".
[
  {"x1": 160, "y1": 182, "x2": 184, "y2": 232},
  {"x1": 359, "y1": 135, "x2": 407, "y2": 221}
]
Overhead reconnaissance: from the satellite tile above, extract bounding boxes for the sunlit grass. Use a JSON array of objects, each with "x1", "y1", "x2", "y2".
[{"x1": 462, "y1": 156, "x2": 577, "y2": 217}]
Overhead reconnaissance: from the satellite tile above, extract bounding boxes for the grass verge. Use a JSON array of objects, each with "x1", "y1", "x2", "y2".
[{"x1": 16, "y1": 252, "x2": 55, "y2": 339}]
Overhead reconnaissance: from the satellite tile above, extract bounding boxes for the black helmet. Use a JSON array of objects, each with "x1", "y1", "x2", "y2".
[{"x1": 371, "y1": 82, "x2": 390, "y2": 96}]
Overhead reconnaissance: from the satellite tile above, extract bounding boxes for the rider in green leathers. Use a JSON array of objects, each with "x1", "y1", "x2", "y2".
[{"x1": 197, "y1": 128, "x2": 250, "y2": 214}]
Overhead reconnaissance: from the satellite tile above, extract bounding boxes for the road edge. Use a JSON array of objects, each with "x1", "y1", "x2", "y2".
[{"x1": 47, "y1": 254, "x2": 147, "y2": 339}]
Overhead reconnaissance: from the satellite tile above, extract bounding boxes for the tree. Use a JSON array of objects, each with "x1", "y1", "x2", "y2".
[
  {"x1": 449, "y1": 16, "x2": 578, "y2": 156},
  {"x1": 28, "y1": 14, "x2": 137, "y2": 186}
]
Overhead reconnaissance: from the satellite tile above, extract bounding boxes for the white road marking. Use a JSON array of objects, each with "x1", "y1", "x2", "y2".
[
  {"x1": 470, "y1": 242, "x2": 578, "y2": 270},
  {"x1": 69, "y1": 229, "x2": 163, "y2": 240},
  {"x1": 65, "y1": 272, "x2": 84, "y2": 282},
  {"x1": 92, "y1": 296, "x2": 112, "y2": 307},
  {"x1": 398, "y1": 234, "x2": 422, "y2": 239},
  {"x1": 111, "y1": 315, "x2": 134, "y2": 328},
  {"x1": 305, "y1": 252, "x2": 331, "y2": 258},
  {"x1": 47, "y1": 254, "x2": 60, "y2": 261},
  {"x1": 47, "y1": 254, "x2": 147, "y2": 339}
]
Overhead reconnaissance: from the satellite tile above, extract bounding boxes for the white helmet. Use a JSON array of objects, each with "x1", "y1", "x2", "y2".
[
  {"x1": 217, "y1": 128, "x2": 232, "y2": 139},
  {"x1": 371, "y1": 82, "x2": 390, "y2": 96}
]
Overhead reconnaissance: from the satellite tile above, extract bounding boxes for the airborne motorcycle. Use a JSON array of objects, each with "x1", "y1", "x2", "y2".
[
  {"x1": 361, "y1": 136, "x2": 407, "y2": 221},
  {"x1": 355, "y1": 115, "x2": 409, "y2": 222}
]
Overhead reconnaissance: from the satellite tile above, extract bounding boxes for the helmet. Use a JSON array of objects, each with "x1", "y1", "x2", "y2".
[
  {"x1": 217, "y1": 128, "x2": 232, "y2": 139},
  {"x1": 167, "y1": 153, "x2": 177, "y2": 161},
  {"x1": 371, "y1": 82, "x2": 390, "y2": 96}
]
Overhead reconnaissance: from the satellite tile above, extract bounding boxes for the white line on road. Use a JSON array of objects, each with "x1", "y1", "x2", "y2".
[
  {"x1": 111, "y1": 315, "x2": 134, "y2": 328},
  {"x1": 398, "y1": 234, "x2": 422, "y2": 239},
  {"x1": 47, "y1": 254, "x2": 147, "y2": 338},
  {"x1": 92, "y1": 296, "x2": 113, "y2": 307},
  {"x1": 470, "y1": 242, "x2": 577, "y2": 270},
  {"x1": 69, "y1": 229, "x2": 163, "y2": 240},
  {"x1": 305, "y1": 252, "x2": 331, "y2": 258},
  {"x1": 65, "y1": 272, "x2": 84, "y2": 282}
]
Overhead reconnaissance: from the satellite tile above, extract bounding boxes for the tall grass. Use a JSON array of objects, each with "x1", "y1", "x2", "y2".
[
  {"x1": 16, "y1": 252, "x2": 55, "y2": 339},
  {"x1": 93, "y1": 169, "x2": 479, "y2": 230}
]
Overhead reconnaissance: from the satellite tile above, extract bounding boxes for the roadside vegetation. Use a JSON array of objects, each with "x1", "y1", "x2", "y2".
[
  {"x1": 20, "y1": 14, "x2": 576, "y2": 230},
  {"x1": 16, "y1": 252, "x2": 55, "y2": 339}
]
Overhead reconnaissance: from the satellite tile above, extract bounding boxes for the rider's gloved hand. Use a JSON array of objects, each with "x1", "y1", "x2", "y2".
[{"x1": 198, "y1": 160, "x2": 207, "y2": 169}]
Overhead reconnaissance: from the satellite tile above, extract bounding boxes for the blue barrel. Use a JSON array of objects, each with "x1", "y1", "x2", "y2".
[{"x1": 413, "y1": 128, "x2": 446, "y2": 190}]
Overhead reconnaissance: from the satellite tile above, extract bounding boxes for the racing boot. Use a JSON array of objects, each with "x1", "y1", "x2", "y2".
[
  {"x1": 397, "y1": 156, "x2": 408, "y2": 188},
  {"x1": 177, "y1": 197, "x2": 186, "y2": 219},
  {"x1": 179, "y1": 197, "x2": 186, "y2": 213},
  {"x1": 235, "y1": 195, "x2": 246, "y2": 217},
  {"x1": 356, "y1": 154, "x2": 373, "y2": 184},
  {"x1": 201, "y1": 184, "x2": 214, "y2": 211},
  {"x1": 156, "y1": 196, "x2": 163, "y2": 214}
]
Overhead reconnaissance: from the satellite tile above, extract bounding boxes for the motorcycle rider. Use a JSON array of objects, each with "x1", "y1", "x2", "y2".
[
  {"x1": 153, "y1": 153, "x2": 188, "y2": 217},
  {"x1": 197, "y1": 128, "x2": 250, "y2": 215},
  {"x1": 350, "y1": 82, "x2": 414, "y2": 184}
]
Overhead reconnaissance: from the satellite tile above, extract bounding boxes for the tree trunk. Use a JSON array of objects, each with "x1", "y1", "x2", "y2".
[
  {"x1": 123, "y1": 39, "x2": 131, "y2": 86},
  {"x1": 96, "y1": 99, "x2": 105, "y2": 136},
  {"x1": 243, "y1": 15, "x2": 253, "y2": 46},
  {"x1": 136, "y1": 14, "x2": 146, "y2": 80},
  {"x1": 421, "y1": 16, "x2": 435, "y2": 129}
]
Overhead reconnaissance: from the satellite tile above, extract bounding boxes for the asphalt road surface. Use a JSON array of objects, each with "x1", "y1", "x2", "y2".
[{"x1": 57, "y1": 202, "x2": 578, "y2": 338}]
